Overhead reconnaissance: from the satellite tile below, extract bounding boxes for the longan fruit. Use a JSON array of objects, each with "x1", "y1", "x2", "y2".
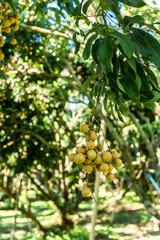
[
  {"x1": 97, "y1": 143, "x2": 103, "y2": 151},
  {"x1": 2, "y1": 19, "x2": 11, "y2": 27},
  {"x1": 12, "y1": 23, "x2": 19, "y2": 31},
  {"x1": 112, "y1": 150, "x2": 120, "y2": 159},
  {"x1": 80, "y1": 123, "x2": 89, "y2": 133},
  {"x1": 5, "y1": 27, "x2": 11, "y2": 33},
  {"x1": 82, "y1": 187, "x2": 91, "y2": 197},
  {"x1": 108, "y1": 163, "x2": 114, "y2": 172},
  {"x1": 99, "y1": 163, "x2": 109, "y2": 173},
  {"x1": 87, "y1": 130, "x2": 96, "y2": 140},
  {"x1": 106, "y1": 173, "x2": 114, "y2": 182},
  {"x1": 0, "y1": 42, "x2": 4, "y2": 47},
  {"x1": 78, "y1": 146, "x2": 86, "y2": 154},
  {"x1": 83, "y1": 164, "x2": 93, "y2": 173},
  {"x1": 68, "y1": 153, "x2": 76, "y2": 162},
  {"x1": 2, "y1": 10, "x2": 8, "y2": 17},
  {"x1": 102, "y1": 151, "x2": 112, "y2": 163},
  {"x1": 0, "y1": 36, "x2": 3, "y2": 41},
  {"x1": 86, "y1": 140, "x2": 95, "y2": 150},
  {"x1": 94, "y1": 153, "x2": 103, "y2": 164},
  {"x1": 14, "y1": 13, "x2": 21, "y2": 19},
  {"x1": 84, "y1": 158, "x2": 92, "y2": 164},
  {"x1": 9, "y1": 16, "x2": 16, "y2": 24},
  {"x1": 113, "y1": 159, "x2": 123, "y2": 168},
  {"x1": 0, "y1": 15, "x2": 2, "y2": 21},
  {"x1": 87, "y1": 150, "x2": 96, "y2": 160},
  {"x1": 11, "y1": 38, "x2": 17, "y2": 45},
  {"x1": 0, "y1": 52, "x2": 4, "y2": 60},
  {"x1": 74, "y1": 153, "x2": 85, "y2": 164}
]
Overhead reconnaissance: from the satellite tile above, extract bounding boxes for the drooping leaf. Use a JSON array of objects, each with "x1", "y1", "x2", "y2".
[
  {"x1": 82, "y1": 0, "x2": 93, "y2": 14},
  {"x1": 136, "y1": 62, "x2": 153, "y2": 99},
  {"x1": 132, "y1": 28, "x2": 160, "y2": 68},
  {"x1": 82, "y1": 76, "x2": 96, "y2": 90},
  {"x1": 72, "y1": 33, "x2": 80, "y2": 54},
  {"x1": 120, "y1": 15, "x2": 144, "y2": 31},
  {"x1": 119, "y1": 60, "x2": 139, "y2": 101},
  {"x1": 92, "y1": 38, "x2": 101, "y2": 64},
  {"x1": 109, "y1": 31, "x2": 134, "y2": 58},
  {"x1": 145, "y1": 67, "x2": 160, "y2": 92},
  {"x1": 119, "y1": 0, "x2": 146, "y2": 8},
  {"x1": 83, "y1": 34, "x2": 98, "y2": 60},
  {"x1": 99, "y1": 36, "x2": 113, "y2": 72},
  {"x1": 143, "y1": 91, "x2": 160, "y2": 110}
]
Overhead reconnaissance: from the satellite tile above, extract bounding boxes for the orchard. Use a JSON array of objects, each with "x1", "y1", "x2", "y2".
[{"x1": 0, "y1": 1, "x2": 160, "y2": 240}]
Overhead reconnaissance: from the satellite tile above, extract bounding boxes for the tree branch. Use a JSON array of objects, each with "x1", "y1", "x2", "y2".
[
  {"x1": 129, "y1": 112, "x2": 160, "y2": 184},
  {"x1": 19, "y1": 23, "x2": 72, "y2": 40}
]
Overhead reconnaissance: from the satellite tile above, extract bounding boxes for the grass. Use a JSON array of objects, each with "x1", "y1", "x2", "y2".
[{"x1": 0, "y1": 188, "x2": 160, "y2": 240}]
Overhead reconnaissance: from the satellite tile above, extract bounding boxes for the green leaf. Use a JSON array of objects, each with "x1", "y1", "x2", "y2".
[
  {"x1": 82, "y1": 0, "x2": 93, "y2": 14},
  {"x1": 132, "y1": 28, "x2": 160, "y2": 68},
  {"x1": 92, "y1": 38, "x2": 101, "y2": 64},
  {"x1": 136, "y1": 63, "x2": 153, "y2": 99},
  {"x1": 82, "y1": 76, "x2": 95, "y2": 90},
  {"x1": 103, "y1": 95, "x2": 108, "y2": 112},
  {"x1": 99, "y1": 36, "x2": 113, "y2": 72},
  {"x1": 85, "y1": 27, "x2": 100, "y2": 40},
  {"x1": 119, "y1": 60, "x2": 139, "y2": 101},
  {"x1": 72, "y1": 33, "x2": 80, "y2": 54},
  {"x1": 109, "y1": 31, "x2": 134, "y2": 58},
  {"x1": 143, "y1": 91, "x2": 160, "y2": 110},
  {"x1": 145, "y1": 67, "x2": 160, "y2": 92},
  {"x1": 127, "y1": 57, "x2": 141, "y2": 90},
  {"x1": 83, "y1": 34, "x2": 98, "y2": 60},
  {"x1": 120, "y1": 15, "x2": 144, "y2": 32},
  {"x1": 119, "y1": 0, "x2": 146, "y2": 7}
]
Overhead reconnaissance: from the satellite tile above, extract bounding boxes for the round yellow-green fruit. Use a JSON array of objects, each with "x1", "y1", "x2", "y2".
[
  {"x1": 82, "y1": 187, "x2": 91, "y2": 197},
  {"x1": 84, "y1": 158, "x2": 92, "y2": 164},
  {"x1": 106, "y1": 173, "x2": 114, "y2": 182},
  {"x1": 113, "y1": 158, "x2": 123, "y2": 168},
  {"x1": 83, "y1": 164, "x2": 93, "y2": 173},
  {"x1": 94, "y1": 153, "x2": 102, "y2": 164},
  {"x1": 68, "y1": 153, "x2": 76, "y2": 162},
  {"x1": 11, "y1": 38, "x2": 17, "y2": 45},
  {"x1": 102, "y1": 151, "x2": 112, "y2": 163},
  {"x1": 74, "y1": 153, "x2": 85, "y2": 164},
  {"x1": 87, "y1": 150, "x2": 96, "y2": 160},
  {"x1": 112, "y1": 150, "x2": 120, "y2": 159},
  {"x1": 108, "y1": 163, "x2": 114, "y2": 172},
  {"x1": 78, "y1": 146, "x2": 86, "y2": 154},
  {"x1": 87, "y1": 130, "x2": 96, "y2": 140},
  {"x1": 86, "y1": 140, "x2": 95, "y2": 150},
  {"x1": 99, "y1": 163, "x2": 109, "y2": 173},
  {"x1": 80, "y1": 123, "x2": 89, "y2": 133}
]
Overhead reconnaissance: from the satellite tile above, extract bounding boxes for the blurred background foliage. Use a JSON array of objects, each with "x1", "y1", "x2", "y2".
[{"x1": 0, "y1": 0, "x2": 160, "y2": 239}]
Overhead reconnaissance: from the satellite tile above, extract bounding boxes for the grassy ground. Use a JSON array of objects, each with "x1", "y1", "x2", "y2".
[{"x1": 0, "y1": 188, "x2": 160, "y2": 240}]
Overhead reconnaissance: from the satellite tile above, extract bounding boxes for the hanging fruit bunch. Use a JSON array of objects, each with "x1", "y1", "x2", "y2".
[
  {"x1": 0, "y1": 2, "x2": 20, "y2": 71},
  {"x1": 68, "y1": 123, "x2": 123, "y2": 198}
]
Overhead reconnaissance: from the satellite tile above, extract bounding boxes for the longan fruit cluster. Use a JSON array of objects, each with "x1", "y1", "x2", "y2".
[
  {"x1": 0, "y1": 2, "x2": 20, "y2": 70},
  {"x1": 68, "y1": 123, "x2": 123, "y2": 198}
]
